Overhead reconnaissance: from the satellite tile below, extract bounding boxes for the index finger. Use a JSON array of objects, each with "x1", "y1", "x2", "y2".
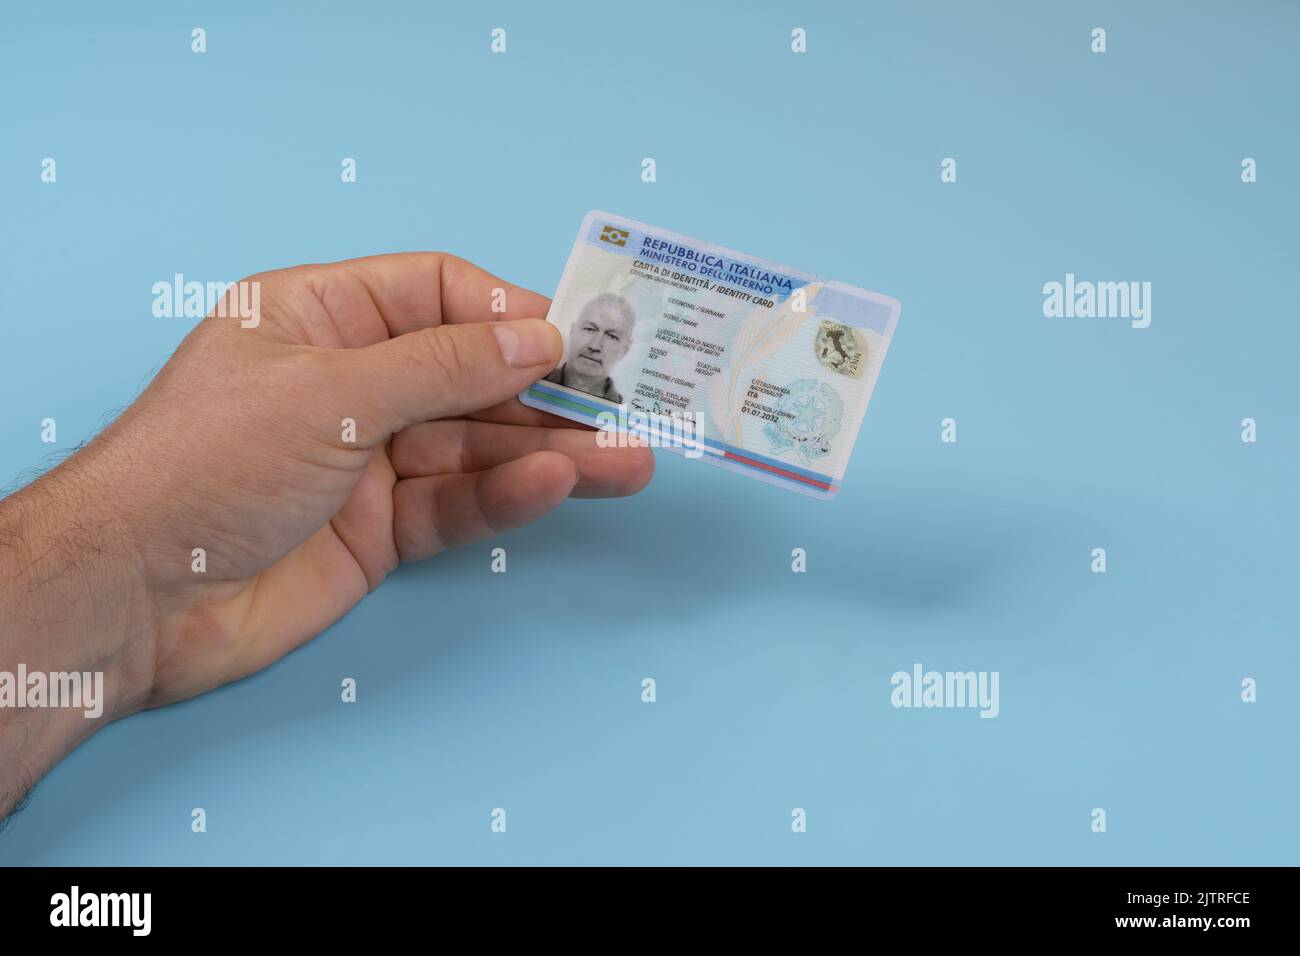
[{"x1": 304, "y1": 252, "x2": 554, "y2": 339}]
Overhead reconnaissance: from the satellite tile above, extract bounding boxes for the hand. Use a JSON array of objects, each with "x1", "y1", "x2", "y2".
[{"x1": 0, "y1": 253, "x2": 653, "y2": 816}]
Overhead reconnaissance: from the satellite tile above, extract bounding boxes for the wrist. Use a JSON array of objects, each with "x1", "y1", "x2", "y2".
[{"x1": 0, "y1": 464, "x2": 158, "y2": 815}]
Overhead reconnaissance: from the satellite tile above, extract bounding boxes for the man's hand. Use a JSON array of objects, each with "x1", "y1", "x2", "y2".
[{"x1": 0, "y1": 253, "x2": 653, "y2": 817}]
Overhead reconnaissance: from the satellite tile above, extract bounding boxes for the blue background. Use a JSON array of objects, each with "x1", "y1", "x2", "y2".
[{"x1": 1, "y1": 0, "x2": 1296, "y2": 865}]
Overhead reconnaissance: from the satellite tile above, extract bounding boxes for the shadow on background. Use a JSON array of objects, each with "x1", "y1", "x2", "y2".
[{"x1": 4, "y1": 464, "x2": 1039, "y2": 863}]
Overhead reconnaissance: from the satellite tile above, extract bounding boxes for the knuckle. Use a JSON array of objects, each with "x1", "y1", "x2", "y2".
[{"x1": 421, "y1": 327, "x2": 469, "y2": 383}]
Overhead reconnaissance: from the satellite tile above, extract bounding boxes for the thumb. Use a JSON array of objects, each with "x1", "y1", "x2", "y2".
[{"x1": 330, "y1": 319, "x2": 562, "y2": 441}]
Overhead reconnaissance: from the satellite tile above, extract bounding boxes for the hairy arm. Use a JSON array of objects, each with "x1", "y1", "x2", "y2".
[{"x1": 0, "y1": 463, "x2": 156, "y2": 821}]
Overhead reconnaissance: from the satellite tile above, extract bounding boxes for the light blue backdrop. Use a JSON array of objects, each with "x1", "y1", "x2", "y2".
[{"x1": 1, "y1": 0, "x2": 1296, "y2": 865}]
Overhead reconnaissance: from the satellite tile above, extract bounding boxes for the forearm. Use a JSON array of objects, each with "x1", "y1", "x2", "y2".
[{"x1": 0, "y1": 463, "x2": 156, "y2": 819}]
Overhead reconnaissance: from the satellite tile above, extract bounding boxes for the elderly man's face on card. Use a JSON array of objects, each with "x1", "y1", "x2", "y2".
[{"x1": 568, "y1": 294, "x2": 634, "y2": 378}]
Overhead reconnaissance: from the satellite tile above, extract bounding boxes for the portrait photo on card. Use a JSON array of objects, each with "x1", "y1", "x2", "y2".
[{"x1": 543, "y1": 292, "x2": 638, "y2": 405}]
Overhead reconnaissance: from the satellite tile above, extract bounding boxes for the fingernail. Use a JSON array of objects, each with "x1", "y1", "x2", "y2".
[{"x1": 494, "y1": 320, "x2": 559, "y2": 369}]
